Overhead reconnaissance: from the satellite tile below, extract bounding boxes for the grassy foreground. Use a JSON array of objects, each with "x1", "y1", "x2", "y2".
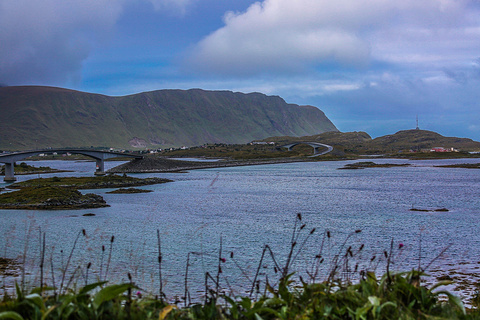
[
  {"x1": 0, "y1": 271, "x2": 476, "y2": 319},
  {"x1": 1, "y1": 215, "x2": 479, "y2": 319}
]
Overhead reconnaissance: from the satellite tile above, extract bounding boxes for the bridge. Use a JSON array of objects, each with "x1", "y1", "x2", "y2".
[
  {"x1": 280, "y1": 142, "x2": 333, "y2": 157},
  {"x1": 0, "y1": 149, "x2": 143, "y2": 182}
]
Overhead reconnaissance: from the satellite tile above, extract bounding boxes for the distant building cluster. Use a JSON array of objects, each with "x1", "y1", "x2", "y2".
[
  {"x1": 409, "y1": 147, "x2": 458, "y2": 153},
  {"x1": 430, "y1": 147, "x2": 457, "y2": 153},
  {"x1": 250, "y1": 141, "x2": 275, "y2": 145}
]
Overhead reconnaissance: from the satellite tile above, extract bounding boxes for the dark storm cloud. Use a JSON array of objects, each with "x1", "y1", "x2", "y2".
[{"x1": 0, "y1": 0, "x2": 124, "y2": 85}]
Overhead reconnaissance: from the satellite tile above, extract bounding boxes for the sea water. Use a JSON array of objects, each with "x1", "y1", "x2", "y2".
[{"x1": 1, "y1": 158, "x2": 480, "y2": 299}]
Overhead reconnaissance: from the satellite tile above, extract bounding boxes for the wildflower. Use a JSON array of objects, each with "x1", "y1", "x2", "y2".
[
  {"x1": 136, "y1": 291, "x2": 142, "y2": 298},
  {"x1": 399, "y1": 243, "x2": 404, "y2": 249},
  {"x1": 220, "y1": 257, "x2": 226, "y2": 263}
]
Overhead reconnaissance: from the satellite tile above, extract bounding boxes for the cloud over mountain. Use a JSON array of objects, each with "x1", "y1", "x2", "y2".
[{"x1": 186, "y1": 0, "x2": 480, "y2": 76}]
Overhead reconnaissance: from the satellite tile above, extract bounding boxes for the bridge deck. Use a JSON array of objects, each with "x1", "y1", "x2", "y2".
[{"x1": 1, "y1": 149, "x2": 142, "y2": 182}]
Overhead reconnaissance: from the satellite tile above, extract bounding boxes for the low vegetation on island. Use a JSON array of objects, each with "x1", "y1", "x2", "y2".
[
  {"x1": 106, "y1": 188, "x2": 153, "y2": 194},
  {"x1": 0, "y1": 186, "x2": 108, "y2": 210},
  {"x1": 0, "y1": 175, "x2": 171, "y2": 209},
  {"x1": 338, "y1": 161, "x2": 411, "y2": 170},
  {"x1": 8, "y1": 175, "x2": 171, "y2": 190},
  {"x1": 140, "y1": 129, "x2": 480, "y2": 165}
]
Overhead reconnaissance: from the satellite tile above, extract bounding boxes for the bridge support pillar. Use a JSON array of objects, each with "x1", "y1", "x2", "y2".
[
  {"x1": 94, "y1": 159, "x2": 106, "y2": 176},
  {"x1": 4, "y1": 162, "x2": 16, "y2": 182}
]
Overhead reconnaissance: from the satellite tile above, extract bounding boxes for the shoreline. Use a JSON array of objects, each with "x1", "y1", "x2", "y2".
[{"x1": 107, "y1": 156, "x2": 312, "y2": 173}]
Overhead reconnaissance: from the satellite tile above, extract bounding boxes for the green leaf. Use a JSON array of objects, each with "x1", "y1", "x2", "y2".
[
  {"x1": 14, "y1": 283, "x2": 23, "y2": 301},
  {"x1": 29, "y1": 286, "x2": 56, "y2": 295},
  {"x1": 436, "y1": 291, "x2": 466, "y2": 315},
  {"x1": 367, "y1": 296, "x2": 380, "y2": 307},
  {"x1": 428, "y1": 281, "x2": 453, "y2": 293},
  {"x1": 25, "y1": 294, "x2": 44, "y2": 309},
  {"x1": 254, "y1": 313, "x2": 264, "y2": 320},
  {"x1": 79, "y1": 281, "x2": 108, "y2": 295},
  {"x1": 92, "y1": 283, "x2": 132, "y2": 310},
  {"x1": 0, "y1": 311, "x2": 24, "y2": 320},
  {"x1": 41, "y1": 305, "x2": 58, "y2": 320}
]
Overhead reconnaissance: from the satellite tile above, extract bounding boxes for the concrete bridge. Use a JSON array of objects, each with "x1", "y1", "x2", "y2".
[
  {"x1": 280, "y1": 142, "x2": 333, "y2": 157},
  {"x1": 0, "y1": 149, "x2": 143, "y2": 182}
]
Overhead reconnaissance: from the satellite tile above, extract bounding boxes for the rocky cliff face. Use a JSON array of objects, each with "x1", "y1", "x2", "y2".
[{"x1": 0, "y1": 86, "x2": 338, "y2": 150}]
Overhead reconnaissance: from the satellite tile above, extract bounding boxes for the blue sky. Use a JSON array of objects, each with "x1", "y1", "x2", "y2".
[{"x1": 1, "y1": 0, "x2": 480, "y2": 139}]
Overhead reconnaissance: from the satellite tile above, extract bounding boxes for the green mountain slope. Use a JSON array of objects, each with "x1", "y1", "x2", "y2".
[{"x1": 0, "y1": 86, "x2": 338, "y2": 150}]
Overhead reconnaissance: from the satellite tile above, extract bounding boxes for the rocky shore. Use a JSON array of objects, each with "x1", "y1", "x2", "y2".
[{"x1": 108, "y1": 156, "x2": 309, "y2": 173}]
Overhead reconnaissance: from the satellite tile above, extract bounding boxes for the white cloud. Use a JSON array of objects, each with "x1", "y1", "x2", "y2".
[
  {"x1": 186, "y1": 0, "x2": 480, "y2": 76},
  {"x1": 323, "y1": 83, "x2": 362, "y2": 92}
]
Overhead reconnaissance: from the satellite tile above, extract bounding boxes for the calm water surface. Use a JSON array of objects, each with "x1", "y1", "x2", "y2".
[{"x1": 1, "y1": 158, "x2": 480, "y2": 298}]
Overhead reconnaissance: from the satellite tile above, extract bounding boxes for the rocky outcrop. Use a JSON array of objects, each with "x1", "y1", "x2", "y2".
[{"x1": 0, "y1": 187, "x2": 108, "y2": 210}]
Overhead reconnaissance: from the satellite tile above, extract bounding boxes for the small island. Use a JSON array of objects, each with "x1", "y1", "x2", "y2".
[
  {"x1": 338, "y1": 161, "x2": 411, "y2": 170},
  {"x1": 9, "y1": 174, "x2": 172, "y2": 189},
  {"x1": 0, "y1": 174, "x2": 172, "y2": 210},
  {"x1": 410, "y1": 207, "x2": 449, "y2": 212},
  {"x1": 107, "y1": 188, "x2": 153, "y2": 194},
  {"x1": 0, "y1": 186, "x2": 108, "y2": 210}
]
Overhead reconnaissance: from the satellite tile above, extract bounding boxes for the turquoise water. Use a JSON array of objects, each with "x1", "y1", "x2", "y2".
[{"x1": 1, "y1": 158, "x2": 480, "y2": 299}]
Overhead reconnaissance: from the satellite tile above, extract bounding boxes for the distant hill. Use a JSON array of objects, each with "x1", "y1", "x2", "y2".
[
  {"x1": 0, "y1": 86, "x2": 338, "y2": 150},
  {"x1": 261, "y1": 129, "x2": 480, "y2": 153},
  {"x1": 367, "y1": 129, "x2": 480, "y2": 153}
]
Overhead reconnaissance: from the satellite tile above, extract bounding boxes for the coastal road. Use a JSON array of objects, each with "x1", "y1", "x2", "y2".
[{"x1": 309, "y1": 143, "x2": 333, "y2": 157}]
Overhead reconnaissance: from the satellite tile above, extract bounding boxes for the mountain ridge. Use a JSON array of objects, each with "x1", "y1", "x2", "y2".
[{"x1": 0, "y1": 86, "x2": 338, "y2": 150}]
